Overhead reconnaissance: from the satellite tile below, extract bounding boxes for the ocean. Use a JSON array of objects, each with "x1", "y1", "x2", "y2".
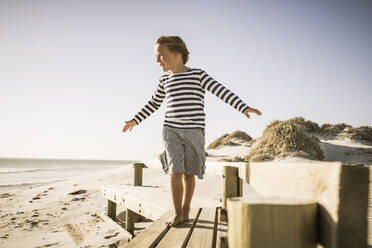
[{"x1": 0, "y1": 158, "x2": 137, "y2": 186}]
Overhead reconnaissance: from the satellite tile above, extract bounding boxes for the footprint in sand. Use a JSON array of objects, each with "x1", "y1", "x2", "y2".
[
  {"x1": 71, "y1": 197, "x2": 85, "y2": 202},
  {"x1": 104, "y1": 232, "x2": 119, "y2": 239},
  {"x1": 68, "y1": 189, "x2": 87, "y2": 195},
  {"x1": 0, "y1": 193, "x2": 15, "y2": 199},
  {"x1": 34, "y1": 242, "x2": 60, "y2": 248}
]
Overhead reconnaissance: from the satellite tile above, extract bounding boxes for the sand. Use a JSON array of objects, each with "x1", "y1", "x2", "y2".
[
  {"x1": 0, "y1": 164, "x2": 227, "y2": 248},
  {"x1": 1, "y1": 137, "x2": 371, "y2": 248}
]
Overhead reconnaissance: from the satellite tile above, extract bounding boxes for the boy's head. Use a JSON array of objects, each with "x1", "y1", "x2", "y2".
[{"x1": 154, "y1": 36, "x2": 189, "y2": 72}]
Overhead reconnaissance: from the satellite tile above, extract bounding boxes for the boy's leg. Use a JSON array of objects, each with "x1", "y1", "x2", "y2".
[
  {"x1": 182, "y1": 174, "x2": 195, "y2": 222},
  {"x1": 168, "y1": 173, "x2": 184, "y2": 227}
]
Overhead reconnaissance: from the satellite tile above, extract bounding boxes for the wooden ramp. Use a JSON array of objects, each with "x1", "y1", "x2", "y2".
[{"x1": 124, "y1": 207, "x2": 227, "y2": 248}]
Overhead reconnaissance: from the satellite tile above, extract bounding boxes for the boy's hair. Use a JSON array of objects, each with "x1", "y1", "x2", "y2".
[{"x1": 155, "y1": 36, "x2": 189, "y2": 65}]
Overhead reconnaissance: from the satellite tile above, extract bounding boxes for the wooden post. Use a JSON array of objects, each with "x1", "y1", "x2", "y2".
[
  {"x1": 221, "y1": 166, "x2": 239, "y2": 222},
  {"x1": 238, "y1": 178, "x2": 243, "y2": 197},
  {"x1": 133, "y1": 163, "x2": 145, "y2": 186},
  {"x1": 107, "y1": 200, "x2": 117, "y2": 221},
  {"x1": 227, "y1": 197, "x2": 317, "y2": 248},
  {"x1": 126, "y1": 209, "x2": 136, "y2": 235},
  {"x1": 126, "y1": 162, "x2": 147, "y2": 234},
  {"x1": 219, "y1": 235, "x2": 228, "y2": 248}
]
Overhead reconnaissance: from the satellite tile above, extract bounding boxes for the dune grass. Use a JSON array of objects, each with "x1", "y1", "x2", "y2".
[
  {"x1": 246, "y1": 117, "x2": 324, "y2": 162},
  {"x1": 207, "y1": 130, "x2": 252, "y2": 149}
]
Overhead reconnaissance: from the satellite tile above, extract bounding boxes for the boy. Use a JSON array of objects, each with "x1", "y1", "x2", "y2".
[{"x1": 122, "y1": 36, "x2": 262, "y2": 226}]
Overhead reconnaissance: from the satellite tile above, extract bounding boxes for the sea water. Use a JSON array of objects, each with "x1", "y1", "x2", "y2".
[{"x1": 0, "y1": 158, "x2": 137, "y2": 186}]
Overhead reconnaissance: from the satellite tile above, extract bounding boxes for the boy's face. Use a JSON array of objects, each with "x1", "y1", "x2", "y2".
[{"x1": 154, "y1": 44, "x2": 177, "y2": 72}]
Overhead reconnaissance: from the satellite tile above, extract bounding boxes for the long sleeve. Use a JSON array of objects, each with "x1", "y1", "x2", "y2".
[
  {"x1": 200, "y1": 70, "x2": 250, "y2": 113},
  {"x1": 132, "y1": 79, "x2": 166, "y2": 125}
]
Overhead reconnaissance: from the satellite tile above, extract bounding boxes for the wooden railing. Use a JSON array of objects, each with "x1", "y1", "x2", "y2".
[{"x1": 102, "y1": 160, "x2": 370, "y2": 248}]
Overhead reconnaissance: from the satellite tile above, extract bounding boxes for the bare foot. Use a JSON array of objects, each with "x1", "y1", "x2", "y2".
[
  {"x1": 165, "y1": 214, "x2": 183, "y2": 227},
  {"x1": 182, "y1": 207, "x2": 190, "y2": 222}
]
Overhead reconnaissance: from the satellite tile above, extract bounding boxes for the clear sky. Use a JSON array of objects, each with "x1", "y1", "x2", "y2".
[{"x1": 1, "y1": 0, "x2": 371, "y2": 160}]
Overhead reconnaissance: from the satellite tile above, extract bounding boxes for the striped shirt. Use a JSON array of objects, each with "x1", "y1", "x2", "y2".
[{"x1": 132, "y1": 68, "x2": 250, "y2": 129}]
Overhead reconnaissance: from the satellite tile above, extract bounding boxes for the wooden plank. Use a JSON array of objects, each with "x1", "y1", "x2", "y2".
[
  {"x1": 221, "y1": 166, "x2": 239, "y2": 222},
  {"x1": 124, "y1": 193, "x2": 169, "y2": 221},
  {"x1": 133, "y1": 163, "x2": 146, "y2": 186},
  {"x1": 216, "y1": 207, "x2": 227, "y2": 248},
  {"x1": 248, "y1": 161, "x2": 369, "y2": 248},
  {"x1": 126, "y1": 209, "x2": 136, "y2": 235},
  {"x1": 123, "y1": 210, "x2": 173, "y2": 248},
  {"x1": 101, "y1": 186, "x2": 171, "y2": 220},
  {"x1": 156, "y1": 208, "x2": 201, "y2": 248},
  {"x1": 227, "y1": 196, "x2": 316, "y2": 248},
  {"x1": 222, "y1": 166, "x2": 239, "y2": 209},
  {"x1": 107, "y1": 200, "x2": 116, "y2": 220},
  {"x1": 186, "y1": 207, "x2": 217, "y2": 248},
  {"x1": 101, "y1": 186, "x2": 125, "y2": 205}
]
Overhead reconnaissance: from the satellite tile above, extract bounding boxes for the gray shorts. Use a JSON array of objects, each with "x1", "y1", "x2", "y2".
[{"x1": 159, "y1": 126, "x2": 206, "y2": 179}]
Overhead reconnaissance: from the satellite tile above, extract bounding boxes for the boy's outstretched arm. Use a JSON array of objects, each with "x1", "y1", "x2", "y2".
[
  {"x1": 122, "y1": 79, "x2": 166, "y2": 133},
  {"x1": 200, "y1": 70, "x2": 262, "y2": 118}
]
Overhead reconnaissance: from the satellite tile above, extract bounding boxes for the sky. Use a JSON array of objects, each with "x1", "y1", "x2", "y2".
[{"x1": 1, "y1": 0, "x2": 371, "y2": 160}]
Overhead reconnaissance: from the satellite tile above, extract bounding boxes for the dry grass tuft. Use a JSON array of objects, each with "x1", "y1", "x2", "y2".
[
  {"x1": 218, "y1": 156, "x2": 246, "y2": 162},
  {"x1": 321, "y1": 124, "x2": 372, "y2": 141},
  {"x1": 246, "y1": 117, "x2": 324, "y2": 162},
  {"x1": 207, "y1": 130, "x2": 252, "y2": 149}
]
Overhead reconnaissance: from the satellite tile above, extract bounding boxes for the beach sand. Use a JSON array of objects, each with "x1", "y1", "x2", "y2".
[
  {"x1": 1, "y1": 137, "x2": 371, "y2": 248},
  {"x1": 0, "y1": 163, "x2": 228, "y2": 248}
]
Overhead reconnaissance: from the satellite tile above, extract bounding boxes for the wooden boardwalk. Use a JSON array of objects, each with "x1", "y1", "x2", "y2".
[
  {"x1": 124, "y1": 207, "x2": 227, "y2": 248},
  {"x1": 101, "y1": 161, "x2": 371, "y2": 247}
]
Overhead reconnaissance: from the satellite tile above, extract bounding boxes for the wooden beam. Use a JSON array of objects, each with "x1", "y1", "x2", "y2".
[
  {"x1": 248, "y1": 161, "x2": 369, "y2": 248},
  {"x1": 123, "y1": 210, "x2": 173, "y2": 248},
  {"x1": 227, "y1": 196, "x2": 317, "y2": 248},
  {"x1": 126, "y1": 209, "x2": 136, "y2": 235},
  {"x1": 107, "y1": 200, "x2": 117, "y2": 221},
  {"x1": 216, "y1": 207, "x2": 228, "y2": 248},
  {"x1": 101, "y1": 186, "x2": 171, "y2": 221},
  {"x1": 186, "y1": 207, "x2": 217, "y2": 248},
  {"x1": 221, "y1": 166, "x2": 239, "y2": 222},
  {"x1": 222, "y1": 166, "x2": 239, "y2": 209},
  {"x1": 128, "y1": 163, "x2": 148, "y2": 226},
  {"x1": 133, "y1": 162, "x2": 147, "y2": 186},
  {"x1": 156, "y1": 208, "x2": 201, "y2": 248}
]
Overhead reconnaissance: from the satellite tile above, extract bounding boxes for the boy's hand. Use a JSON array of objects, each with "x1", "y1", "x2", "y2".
[
  {"x1": 122, "y1": 120, "x2": 137, "y2": 132},
  {"x1": 243, "y1": 108, "x2": 262, "y2": 119}
]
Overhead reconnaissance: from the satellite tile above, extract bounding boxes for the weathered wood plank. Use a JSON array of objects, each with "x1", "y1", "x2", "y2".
[
  {"x1": 107, "y1": 200, "x2": 116, "y2": 220},
  {"x1": 227, "y1": 196, "x2": 317, "y2": 248},
  {"x1": 123, "y1": 210, "x2": 173, "y2": 248},
  {"x1": 216, "y1": 207, "x2": 228, "y2": 248},
  {"x1": 101, "y1": 186, "x2": 125, "y2": 206},
  {"x1": 126, "y1": 209, "x2": 136, "y2": 235},
  {"x1": 133, "y1": 162, "x2": 147, "y2": 186},
  {"x1": 186, "y1": 207, "x2": 217, "y2": 248},
  {"x1": 221, "y1": 166, "x2": 239, "y2": 221},
  {"x1": 101, "y1": 186, "x2": 171, "y2": 220},
  {"x1": 156, "y1": 208, "x2": 201, "y2": 248},
  {"x1": 248, "y1": 161, "x2": 369, "y2": 248}
]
